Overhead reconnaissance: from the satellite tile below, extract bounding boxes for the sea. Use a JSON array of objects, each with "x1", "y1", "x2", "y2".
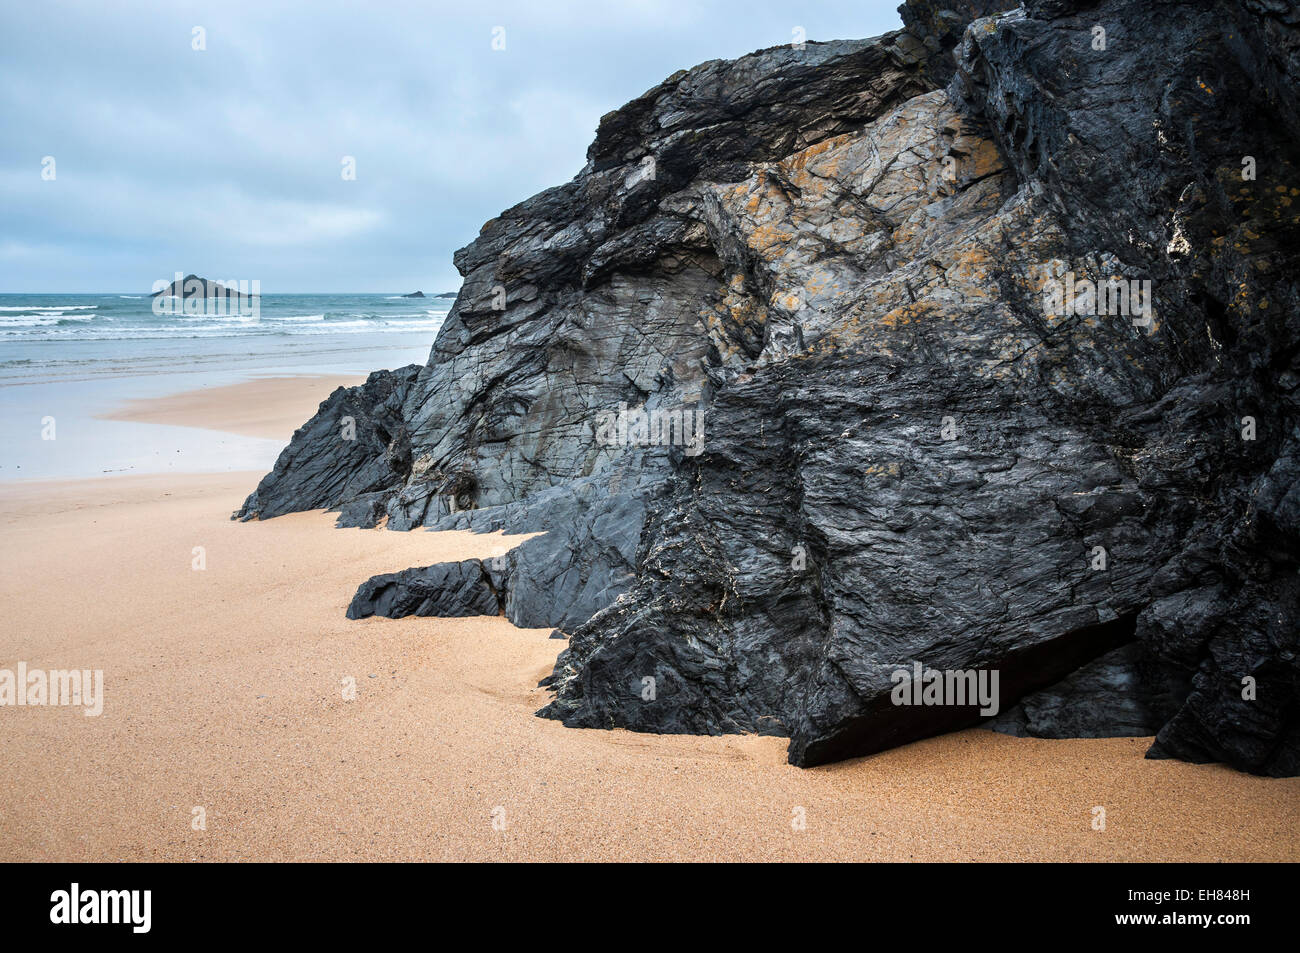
[{"x1": 0, "y1": 293, "x2": 450, "y2": 481}]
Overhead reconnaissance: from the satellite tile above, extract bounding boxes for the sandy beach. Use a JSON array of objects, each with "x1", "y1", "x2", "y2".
[
  {"x1": 1, "y1": 376, "x2": 1296, "y2": 862},
  {"x1": 96, "y1": 374, "x2": 367, "y2": 440}
]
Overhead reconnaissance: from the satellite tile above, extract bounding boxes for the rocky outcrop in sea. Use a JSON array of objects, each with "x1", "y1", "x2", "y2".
[
  {"x1": 150, "y1": 274, "x2": 257, "y2": 299},
  {"x1": 236, "y1": 0, "x2": 1300, "y2": 776}
]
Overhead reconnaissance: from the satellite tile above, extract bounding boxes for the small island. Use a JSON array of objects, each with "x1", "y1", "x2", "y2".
[{"x1": 150, "y1": 274, "x2": 257, "y2": 299}]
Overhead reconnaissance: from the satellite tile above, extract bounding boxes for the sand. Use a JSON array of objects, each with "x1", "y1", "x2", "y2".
[
  {"x1": 97, "y1": 374, "x2": 366, "y2": 440},
  {"x1": 1, "y1": 376, "x2": 1297, "y2": 862}
]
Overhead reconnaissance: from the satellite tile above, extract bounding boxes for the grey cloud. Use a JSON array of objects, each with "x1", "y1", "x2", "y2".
[{"x1": 0, "y1": 0, "x2": 900, "y2": 292}]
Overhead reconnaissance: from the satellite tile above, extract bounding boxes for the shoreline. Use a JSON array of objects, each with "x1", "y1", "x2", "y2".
[
  {"x1": 0, "y1": 370, "x2": 371, "y2": 483},
  {"x1": 0, "y1": 379, "x2": 1296, "y2": 862},
  {"x1": 95, "y1": 373, "x2": 366, "y2": 441}
]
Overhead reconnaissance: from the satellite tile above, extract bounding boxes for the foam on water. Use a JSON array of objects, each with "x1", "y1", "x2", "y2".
[
  {"x1": 0, "y1": 305, "x2": 100, "y2": 312},
  {"x1": 0, "y1": 292, "x2": 449, "y2": 479},
  {"x1": 0, "y1": 293, "x2": 451, "y2": 389},
  {"x1": 0, "y1": 293, "x2": 452, "y2": 344}
]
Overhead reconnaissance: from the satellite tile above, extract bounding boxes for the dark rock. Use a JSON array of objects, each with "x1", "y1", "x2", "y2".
[
  {"x1": 389, "y1": 464, "x2": 656, "y2": 630},
  {"x1": 240, "y1": 0, "x2": 1300, "y2": 776},
  {"x1": 896, "y1": 0, "x2": 1020, "y2": 83},
  {"x1": 403, "y1": 291, "x2": 425, "y2": 298},
  {"x1": 988, "y1": 643, "x2": 1185, "y2": 738},
  {"x1": 232, "y1": 365, "x2": 422, "y2": 521},
  {"x1": 942, "y1": 0, "x2": 1300, "y2": 776},
  {"x1": 347, "y1": 559, "x2": 503, "y2": 619},
  {"x1": 334, "y1": 491, "x2": 393, "y2": 529}
]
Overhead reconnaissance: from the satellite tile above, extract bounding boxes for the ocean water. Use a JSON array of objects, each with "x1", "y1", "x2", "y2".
[
  {"x1": 0, "y1": 293, "x2": 450, "y2": 385},
  {"x1": 0, "y1": 293, "x2": 449, "y2": 481}
]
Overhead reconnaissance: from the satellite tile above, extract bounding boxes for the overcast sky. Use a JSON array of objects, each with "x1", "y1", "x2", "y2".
[{"x1": 0, "y1": 1, "x2": 903, "y2": 293}]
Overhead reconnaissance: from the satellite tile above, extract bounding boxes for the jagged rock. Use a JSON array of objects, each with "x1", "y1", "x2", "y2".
[
  {"x1": 347, "y1": 560, "x2": 502, "y2": 619},
  {"x1": 944, "y1": 0, "x2": 1300, "y2": 774},
  {"x1": 401, "y1": 30, "x2": 938, "y2": 515},
  {"x1": 897, "y1": 0, "x2": 1020, "y2": 82},
  {"x1": 403, "y1": 291, "x2": 425, "y2": 298},
  {"x1": 334, "y1": 491, "x2": 393, "y2": 530},
  {"x1": 372, "y1": 461, "x2": 655, "y2": 630},
  {"x1": 233, "y1": 365, "x2": 421, "y2": 521},
  {"x1": 239, "y1": 0, "x2": 1300, "y2": 776}
]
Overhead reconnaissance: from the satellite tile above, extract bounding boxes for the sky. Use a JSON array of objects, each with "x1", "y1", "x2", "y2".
[{"x1": 0, "y1": 1, "x2": 904, "y2": 293}]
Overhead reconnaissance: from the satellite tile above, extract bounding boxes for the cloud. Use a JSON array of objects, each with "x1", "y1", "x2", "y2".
[{"x1": 0, "y1": 0, "x2": 902, "y2": 292}]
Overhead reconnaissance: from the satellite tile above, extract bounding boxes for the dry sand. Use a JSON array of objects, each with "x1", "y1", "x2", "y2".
[{"x1": 1, "y1": 376, "x2": 1297, "y2": 862}]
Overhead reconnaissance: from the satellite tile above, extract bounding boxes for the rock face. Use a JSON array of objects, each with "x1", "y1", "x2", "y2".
[
  {"x1": 347, "y1": 560, "x2": 503, "y2": 619},
  {"x1": 234, "y1": 366, "x2": 421, "y2": 522},
  {"x1": 237, "y1": 0, "x2": 1300, "y2": 776}
]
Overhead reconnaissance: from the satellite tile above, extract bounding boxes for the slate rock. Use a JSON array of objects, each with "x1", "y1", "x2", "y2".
[
  {"x1": 239, "y1": 0, "x2": 1300, "y2": 776},
  {"x1": 988, "y1": 643, "x2": 1185, "y2": 738},
  {"x1": 346, "y1": 559, "x2": 502, "y2": 619},
  {"x1": 233, "y1": 365, "x2": 422, "y2": 521}
]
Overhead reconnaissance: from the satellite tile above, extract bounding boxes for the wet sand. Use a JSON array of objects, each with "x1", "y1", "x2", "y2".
[
  {"x1": 97, "y1": 374, "x2": 365, "y2": 440},
  {"x1": 1, "y1": 378, "x2": 1296, "y2": 861}
]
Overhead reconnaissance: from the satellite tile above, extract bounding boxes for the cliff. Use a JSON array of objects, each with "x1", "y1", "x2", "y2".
[{"x1": 236, "y1": 0, "x2": 1300, "y2": 775}]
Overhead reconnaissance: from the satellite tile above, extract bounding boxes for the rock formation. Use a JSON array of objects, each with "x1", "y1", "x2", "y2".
[
  {"x1": 236, "y1": 366, "x2": 419, "y2": 522},
  {"x1": 403, "y1": 291, "x2": 426, "y2": 298},
  {"x1": 236, "y1": 0, "x2": 1300, "y2": 776},
  {"x1": 150, "y1": 274, "x2": 257, "y2": 299}
]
